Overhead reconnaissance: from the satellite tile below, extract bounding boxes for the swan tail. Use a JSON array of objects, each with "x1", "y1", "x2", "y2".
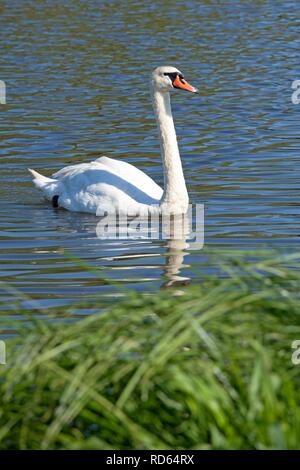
[{"x1": 28, "y1": 168, "x2": 60, "y2": 201}]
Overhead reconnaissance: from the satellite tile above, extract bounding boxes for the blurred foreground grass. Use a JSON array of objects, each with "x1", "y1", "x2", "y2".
[{"x1": 1, "y1": 252, "x2": 300, "y2": 449}]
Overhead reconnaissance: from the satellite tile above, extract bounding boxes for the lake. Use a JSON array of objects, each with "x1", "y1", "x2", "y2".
[{"x1": 1, "y1": 0, "x2": 300, "y2": 323}]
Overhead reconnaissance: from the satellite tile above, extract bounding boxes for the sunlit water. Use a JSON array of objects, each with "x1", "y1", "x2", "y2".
[{"x1": 1, "y1": 0, "x2": 300, "y2": 321}]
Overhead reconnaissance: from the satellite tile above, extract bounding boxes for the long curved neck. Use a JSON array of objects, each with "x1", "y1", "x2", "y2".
[{"x1": 152, "y1": 89, "x2": 188, "y2": 210}]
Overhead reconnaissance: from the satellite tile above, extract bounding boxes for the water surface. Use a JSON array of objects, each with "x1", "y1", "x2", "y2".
[{"x1": 1, "y1": 0, "x2": 300, "y2": 321}]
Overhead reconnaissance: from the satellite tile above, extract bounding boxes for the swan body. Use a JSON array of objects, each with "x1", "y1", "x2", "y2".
[
  {"x1": 29, "y1": 66, "x2": 198, "y2": 215},
  {"x1": 29, "y1": 156, "x2": 163, "y2": 215}
]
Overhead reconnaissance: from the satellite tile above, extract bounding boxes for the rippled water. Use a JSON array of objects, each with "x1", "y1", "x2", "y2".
[{"x1": 1, "y1": 0, "x2": 300, "y2": 317}]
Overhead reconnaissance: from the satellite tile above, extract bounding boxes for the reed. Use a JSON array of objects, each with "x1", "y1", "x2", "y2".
[{"x1": 1, "y1": 252, "x2": 300, "y2": 449}]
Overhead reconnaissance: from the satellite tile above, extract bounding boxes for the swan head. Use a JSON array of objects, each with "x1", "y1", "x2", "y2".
[{"x1": 151, "y1": 66, "x2": 198, "y2": 94}]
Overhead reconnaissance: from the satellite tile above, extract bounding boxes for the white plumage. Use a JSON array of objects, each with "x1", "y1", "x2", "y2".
[
  {"x1": 29, "y1": 66, "x2": 198, "y2": 215},
  {"x1": 29, "y1": 156, "x2": 162, "y2": 214}
]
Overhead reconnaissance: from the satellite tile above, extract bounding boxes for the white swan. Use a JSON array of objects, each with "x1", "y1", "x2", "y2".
[{"x1": 29, "y1": 66, "x2": 198, "y2": 215}]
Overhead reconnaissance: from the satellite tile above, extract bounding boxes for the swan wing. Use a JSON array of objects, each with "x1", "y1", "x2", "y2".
[
  {"x1": 47, "y1": 157, "x2": 163, "y2": 214},
  {"x1": 53, "y1": 157, "x2": 162, "y2": 199},
  {"x1": 94, "y1": 156, "x2": 163, "y2": 199}
]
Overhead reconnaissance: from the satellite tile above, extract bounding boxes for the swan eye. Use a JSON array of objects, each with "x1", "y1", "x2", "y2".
[
  {"x1": 163, "y1": 72, "x2": 185, "y2": 84},
  {"x1": 163, "y1": 72, "x2": 178, "y2": 82}
]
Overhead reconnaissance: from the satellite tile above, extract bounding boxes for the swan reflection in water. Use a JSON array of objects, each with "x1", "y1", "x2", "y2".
[
  {"x1": 95, "y1": 211, "x2": 194, "y2": 288},
  {"x1": 161, "y1": 214, "x2": 191, "y2": 288},
  {"x1": 44, "y1": 207, "x2": 199, "y2": 289}
]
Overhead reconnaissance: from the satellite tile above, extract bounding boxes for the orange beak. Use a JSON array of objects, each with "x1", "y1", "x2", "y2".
[{"x1": 173, "y1": 75, "x2": 198, "y2": 93}]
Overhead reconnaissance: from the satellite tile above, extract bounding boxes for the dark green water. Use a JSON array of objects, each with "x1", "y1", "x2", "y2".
[{"x1": 1, "y1": 0, "x2": 300, "y2": 317}]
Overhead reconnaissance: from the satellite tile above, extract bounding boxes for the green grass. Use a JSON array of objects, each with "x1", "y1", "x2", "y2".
[{"x1": 1, "y1": 252, "x2": 300, "y2": 449}]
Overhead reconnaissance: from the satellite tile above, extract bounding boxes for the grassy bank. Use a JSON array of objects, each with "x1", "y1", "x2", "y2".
[{"x1": 1, "y1": 252, "x2": 300, "y2": 449}]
